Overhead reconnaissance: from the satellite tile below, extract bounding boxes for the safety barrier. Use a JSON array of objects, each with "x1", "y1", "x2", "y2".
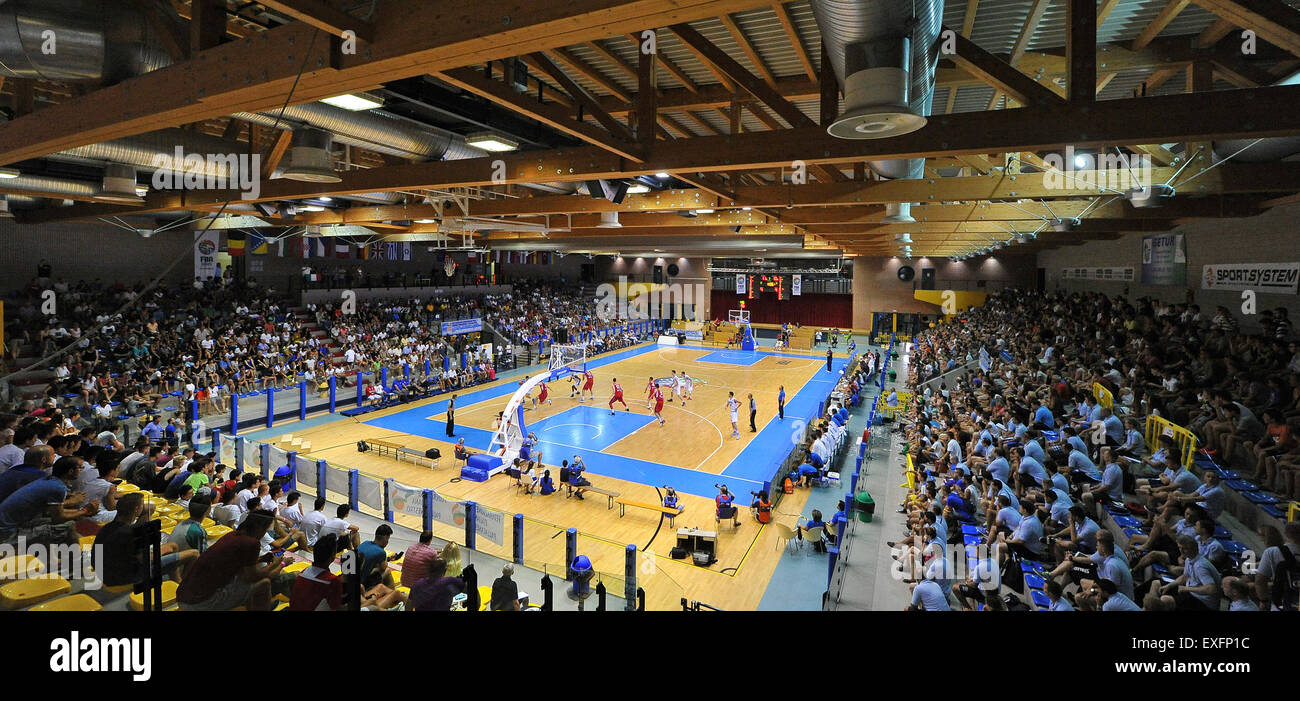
[{"x1": 1144, "y1": 415, "x2": 1197, "y2": 470}]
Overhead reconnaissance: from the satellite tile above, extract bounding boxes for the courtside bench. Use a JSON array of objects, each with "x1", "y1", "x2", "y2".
[
  {"x1": 367, "y1": 438, "x2": 439, "y2": 469},
  {"x1": 565, "y1": 483, "x2": 619, "y2": 509},
  {"x1": 615, "y1": 498, "x2": 684, "y2": 526}
]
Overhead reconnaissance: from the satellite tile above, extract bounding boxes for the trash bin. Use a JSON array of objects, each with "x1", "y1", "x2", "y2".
[
  {"x1": 569, "y1": 555, "x2": 594, "y2": 598},
  {"x1": 854, "y1": 491, "x2": 875, "y2": 523},
  {"x1": 888, "y1": 369, "x2": 898, "y2": 382}
]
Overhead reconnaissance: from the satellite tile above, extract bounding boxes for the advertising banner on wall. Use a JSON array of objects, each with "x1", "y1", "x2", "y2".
[
  {"x1": 1201, "y1": 262, "x2": 1300, "y2": 294},
  {"x1": 792, "y1": 274, "x2": 802, "y2": 296},
  {"x1": 1061, "y1": 267, "x2": 1135, "y2": 281},
  {"x1": 440, "y1": 318, "x2": 483, "y2": 336},
  {"x1": 1140, "y1": 233, "x2": 1187, "y2": 285},
  {"x1": 735, "y1": 275, "x2": 746, "y2": 294},
  {"x1": 195, "y1": 229, "x2": 220, "y2": 280}
]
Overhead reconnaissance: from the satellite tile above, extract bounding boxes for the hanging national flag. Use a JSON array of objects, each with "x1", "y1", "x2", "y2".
[
  {"x1": 401, "y1": 242, "x2": 412, "y2": 261},
  {"x1": 386, "y1": 241, "x2": 398, "y2": 260},
  {"x1": 276, "y1": 239, "x2": 286, "y2": 257},
  {"x1": 313, "y1": 238, "x2": 327, "y2": 258},
  {"x1": 358, "y1": 244, "x2": 370, "y2": 260},
  {"x1": 335, "y1": 242, "x2": 351, "y2": 259},
  {"x1": 249, "y1": 232, "x2": 268, "y2": 255},
  {"x1": 227, "y1": 231, "x2": 246, "y2": 257}
]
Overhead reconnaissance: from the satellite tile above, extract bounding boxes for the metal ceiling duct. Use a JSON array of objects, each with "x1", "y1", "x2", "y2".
[
  {"x1": 597, "y1": 212, "x2": 622, "y2": 228},
  {"x1": 812, "y1": 0, "x2": 944, "y2": 180},
  {"x1": 233, "y1": 102, "x2": 489, "y2": 162},
  {"x1": 0, "y1": 0, "x2": 172, "y2": 83},
  {"x1": 281, "y1": 128, "x2": 342, "y2": 183},
  {"x1": 98, "y1": 163, "x2": 141, "y2": 203},
  {"x1": 880, "y1": 202, "x2": 915, "y2": 224},
  {"x1": 0, "y1": 174, "x2": 99, "y2": 198},
  {"x1": 53, "y1": 128, "x2": 241, "y2": 179}
]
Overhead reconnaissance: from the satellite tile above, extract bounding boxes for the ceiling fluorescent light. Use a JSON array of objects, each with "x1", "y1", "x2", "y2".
[
  {"x1": 0, "y1": 167, "x2": 20, "y2": 179},
  {"x1": 320, "y1": 93, "x2": 384, "y2": 111},
  {"x1": 300, "y1": 205, "x2": 325, "y2": 212},
  {"x1": 466, "y1": 132, "x2": 519, "y2": 152},
  {"x1": 695, "y1": 208, "x2": 715, "y2": 214},
  {"x1": 626, "y1": 184, "x2": 650, "y2": 194},
  {"x1": 415, "y1": 219, "x2": 436, "y2": 224}
]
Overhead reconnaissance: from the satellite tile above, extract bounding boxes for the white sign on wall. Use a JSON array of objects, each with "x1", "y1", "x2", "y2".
[
  {"x1": 792, "y1": 274, "x2": 802, "y2": 296},
  {"x1": 1201, "y1": 262, "x2": 1300, "y2": 294}
]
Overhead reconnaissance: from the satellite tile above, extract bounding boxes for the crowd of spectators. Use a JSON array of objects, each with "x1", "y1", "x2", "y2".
[{"x1": 896, "y1": 288, "x2": 1300, "y2": 612}]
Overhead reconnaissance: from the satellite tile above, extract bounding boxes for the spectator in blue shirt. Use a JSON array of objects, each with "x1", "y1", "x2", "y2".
[
  {"x1": 1000, "y1": 499, "x2": 1045, "y2": 563},
  {"x1": 1083, "y1": 448, "x2": 1126, "y2": 518},
  {"x1": 1015, "y1": 447, "x2": 1048, "y2": 491},
  {"x1": 1067, "y1": 448, "x2": 1101, "y2": 481},
  {"x1": 986, "y1": 449, "x2": 1012, "y2": 484},
  {"x1": 1023, "y1": 436, "x2": 1046, "y2": 464},
  {"x1": 906, "y1": 578, "x2": 951, "y2": 611},
  {"x1": 1163, "y1": 471, "x2": 1226, "y2": 520},
  {"x1": 1032, "y1": 400, "x2": 1055, "y2": 429},
  {"x1": 1044, "y1": 579, "x2": 1073, "y2": 611},
  {"x1": 0, "y1": 455, "x2": 96, "y2": 548},
  {"x1": 0, "y1": 445, "x2": 55, "y2": 504},
  {"x1": 141, "y1": 416, "x2": 164, "y2": 443},
  {"x1": 1146, "y1": 535, "x2": 1221, "y2": 611},
  {"x1": 357, "y1": 524, "x2": 399, "y2": 590},
  {"x1": 1050, "y1": 506, "x2": 1100, "y2": 561},
  {"x1": 1062, "y1": 427, "x2": 1089, "y2": 456},
  {"x1": 1097, "y1": 578, "x2": 1142, "y2": 611},
  {"x1": 991, "y1": 495, "x2": 1022, "y2": 536},
  {"x1": 1100, "y1": 407, "x2": 1124, "y2": 446}
]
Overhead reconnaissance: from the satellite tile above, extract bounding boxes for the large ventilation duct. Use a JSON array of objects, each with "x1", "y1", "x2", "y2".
[
  {"x1": 0, "y1": 0, "x2": 172, "y2": 83},
  {"x1": 53, "y1": 128, "x2": 245, "y2": 180},
  {"x1": 812, "y1": 0, "x2": 944, "y2": 181},
  {"x1": 233, "y1": 103, "x2": 489, "y2": 162},
  {"x1": 0, "y1": 174, "x2": 99, "y2": 199}
]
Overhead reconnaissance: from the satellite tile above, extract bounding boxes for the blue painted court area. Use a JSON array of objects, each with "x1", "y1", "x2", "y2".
[
  {"x1": 693, "y1": 349, "x2": 767, "y2": 366},
  {"x1": 361, "y1": 343, "x2": 850, "y2": 498},
  {"x1": 528, "y1": 405, "x2": 656, "y2": 452}
]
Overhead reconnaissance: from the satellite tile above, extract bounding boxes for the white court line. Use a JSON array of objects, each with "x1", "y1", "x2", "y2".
[{"x1": 540, "y1": 422, "x2": 603, "y2": 439}]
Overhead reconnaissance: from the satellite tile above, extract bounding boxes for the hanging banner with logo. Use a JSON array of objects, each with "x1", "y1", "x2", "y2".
[
  {"x1": 735, "y1": 275, "x2": 746, "y2": 294},
  {"x1": 440, "y1": 318, "x2": 483, "y2": 336},
  {"x1": 195, "y1": 229, "x2": 220, "y2": 280},
  {"x1": 431, "y1": 491, "x2": 466, "y2": 528},
  {"x1": 388, "y1": 481, "x2": 425, "y2": 517},
  {"x1": 792, "y1": 274, "x2": 802, "y2": 296},
  {"x1": 1201, "y1": 262, "x2": 1300, "y2": 294},
  {"x1": 1140, "y1": 233, "x2": 1187, "y2": 285},
  {"x1": 475, "y1": 507, "x2": 505, "y2": 546}
]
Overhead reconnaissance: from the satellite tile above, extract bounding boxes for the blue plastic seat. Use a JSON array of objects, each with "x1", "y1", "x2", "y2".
[
  {"x1": 961, "y1": 524, "x2": 983, "y2": 536},
  {"x1": 1242, "y1": 491, "x2": 1280, "y2": 504},
  {"x1": 1220, "y1": 541, "x2": 1247, "y2": 556},
  {"x1": 1024, "y1": 573, "x2": 1045, "y2": 590},
  {"x1": 1112, "y1": 515, "x2": 1142, "y2": 529},
  {"x1": 1030, "y1": 590, "x2": 1051, "y2": 609},
  {"x1": 1225, "y1": 479, "x2": 1258, "y2": 492},
  {"x1": 1261, "y1": 504, "x2": 1286, "y2": 518},
  {"x1": 963, "y1": 535, "x2": 982, "y2": 547},
  {"x1": 1212, "y1": 526, "x2": 1232, "y2": 540},
  {"x1": 1020, "y1": 560, "x2": 1045, "y2": 574},
  {"x1": 1122, "y1": 527, "x2": 1146, "y2": 538}
]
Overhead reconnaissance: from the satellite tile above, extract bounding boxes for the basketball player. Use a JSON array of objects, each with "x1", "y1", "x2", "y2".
[
  {"x1": 727, "y1": 391, "x2": 741, "y2": 440},
  {"x1": 645, "y1": 376, "x2": 658, "y2": 409},
  {"x1": 533, "y1": 378, "x2": 551, "y2": 408},
  {"x1": 678, "y1": 370, "x2": 692, "y2": 401},
  {"x1": 665, "y1": 370, "x2": 677, "y2": 403},
  {"x1": 651, "y1": 385, "x2": 666, "y2": 426},
  {"x1": 683, "y1": 371, "x2": 694, "y2": 400},
  {"x1": 608, "y1": 378, "x2": 629, "y2": 414},
  {"x1": 569, "y1": 371, "x2": 583, "y2": 401},
  {"x1": 581, "y1": 368, "x2": 595, "y2": 402}
]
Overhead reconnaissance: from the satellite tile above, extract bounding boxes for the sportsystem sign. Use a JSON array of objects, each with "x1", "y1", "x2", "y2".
[{"x1": 1201, "y1": 263, "x2": 1300, "y2": 294}]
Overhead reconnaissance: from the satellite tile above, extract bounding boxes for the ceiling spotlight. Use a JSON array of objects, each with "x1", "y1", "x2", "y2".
[
  {"x1": 319, "y1": 197, "x2": 332, "y2": 203},
  {"x1": 741, "y1": 206, "x2": 752, "y2": 211},
  {"x1": 320, "y1": 93, "x2": 384, "y2": 111},
  {"x1": 1074, "y1": 154, "x2": 1089, "y2": 169},
  {"x1": 655, "y1": 172, "x2": 670, "y2": 179},
  {"x1": 1126, "y1": 183, "x2": 1175, "y2": 208},
  {"x1": 466, "y1": 132, "x2": 519, "y2": 152}
]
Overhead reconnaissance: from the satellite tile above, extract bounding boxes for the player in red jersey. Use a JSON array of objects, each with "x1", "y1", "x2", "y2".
[
  {"x1": 645, "y1": 376, "x2": 658, "y2": 409},
  {"x1": 652, "y1": 386, "x2": 666, "y2": 426},
  {"x1": 581, "y1": 369, "x2": 595, "y2": 402},
  {"x1": 608, "y1": 378, "x2": 628, "y2": 413},
  {"x1": 533, "y1": 378, "x2": 551, "y2": 409}
]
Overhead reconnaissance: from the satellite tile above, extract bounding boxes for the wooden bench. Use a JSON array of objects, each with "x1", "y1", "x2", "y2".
[
  {"x1": 615, "y1": 498, "x2": 684, "y2": 526},
  {"x1": 367, "y1": 439, "x2": 438, "y2": 468},
  {"x1": 564, "y1": 483, "x2": 619, "y2": 509},
  {"x1": 367, "y1": 439, "x2": 404, "y2": 459}
]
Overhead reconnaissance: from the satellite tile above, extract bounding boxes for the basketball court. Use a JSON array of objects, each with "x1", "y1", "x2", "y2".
[{"x1": 267, "y1": 326, "x2": 855, "y2": 610}]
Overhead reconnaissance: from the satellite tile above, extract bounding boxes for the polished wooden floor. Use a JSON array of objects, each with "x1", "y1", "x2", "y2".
[{"x1": 270, "y1": 343, "x2": 849, "y2": 610}]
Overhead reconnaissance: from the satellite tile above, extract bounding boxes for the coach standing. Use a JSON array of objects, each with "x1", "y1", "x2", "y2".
[
  {"x1": 748, "y1": 393, "x2": 757, "y2": 433},
  {"x1": 778, "y1": 385, "x2": 786, "y2": 420},
  {"x1": 446, "y1": 394, "x2": 457, "y2": 437},
  {"x1": 826, "y1": 348, "x2": 833, "y2": 373}
]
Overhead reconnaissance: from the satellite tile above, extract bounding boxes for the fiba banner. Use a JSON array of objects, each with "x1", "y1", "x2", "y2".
[
  {"x1": 1140, "y1": 233, "x2": 1187, "y2": 285},
  {"x1": 735, "y1": 275, "x2": 746, "y2": 294},
  {"x1": 792, "y1": 274, "x2": 802, "y2": 296},
  {"x1": 195, "y1": 229, "x2": 220, "y2": 280},
  {"x1": 440, "y1": 318, "x2": 483, "y2": 336},
  {"x1": 1201, "y1": 262, "x2": 1300, "y2": 294}
]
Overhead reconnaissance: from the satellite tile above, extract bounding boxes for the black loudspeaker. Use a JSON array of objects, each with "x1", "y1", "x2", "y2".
[
  {"x1": 920, "y1": 267, "x2": 936, "y2": 290},
  {"x1": 666, "y1": 263, "x2": 680, "y2": 277},
  {"x1": 897, "y1": 265, "x2": 915, "y2": 282},
  {"x1": 653, "y1": 265, "x2": 664, "y2": 284},
  {"x1": 425, "y1": 448, "x2": 441, "y2": 459}
]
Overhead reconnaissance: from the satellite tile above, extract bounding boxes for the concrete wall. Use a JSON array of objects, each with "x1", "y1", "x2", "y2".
[
  {"x1": 1, "y1": 219, "x2": 195, "y2": 290},
  {"x1": 850, "y1": 254, "x2": 1036, "y2": 329},
  {"x1": 1037, "y1": 202, "x2": 1300, "y2": 330}
]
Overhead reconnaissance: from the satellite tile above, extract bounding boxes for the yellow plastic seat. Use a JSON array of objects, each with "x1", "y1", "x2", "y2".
[
  {"x1": 159, "y1": 518, "x2": 178, "y2": 532},
  {"x1": 29, "y1": 594, "x2": 103, "y2": 612},
  {"x1": 158, "y1": 504, "x2": 186, "y2": 519},
  {"x1": 0, "y1": 554, "x2": 44, "y2": 582},
  {"x1": 204, "y1": 525, "x2": 233, "y2": 540},
  {"x1": 116, "y1": 482, "x2": 140, "y2": 494},
  {"x1": 1, "y1": 576, "x2": 71, "y2": 609},
  {"x1": 281, "y1": 561, "x2": 309, "y2": 576},
  {"x1": 78, "y1": 535, "x2": 97, "y2": 549},
  {"x1": 273, "y1": 600, "x2": 290, "y2": 611},
  {"x1": 200, "y1": 518, "x2": 216, "y2": 529},
  {"x1": 478, "y1": 585, "x2": 492, "y2": 611},
  {"x1": 129, "y1": 580, "x2": 179, "y2": 611}
]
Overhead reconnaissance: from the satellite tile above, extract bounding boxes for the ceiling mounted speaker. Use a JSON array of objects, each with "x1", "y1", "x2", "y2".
[
  {"x1": 894, "y1": 232, "x2": 913, "y2": 243},
  {"x1": 897, "y1": 265, "x2": 915, "y2": 282},
  {"x1": 281, "y1": 128, "x2": 342, "y2": 183},
  {"x1": 597, "y1": 211, "x2": 621, "y2": 228},
  {"x1": 666, "y1": 263, "x2": 680, "y2": 276},
  {"x1": 99, "y1": 164, "x2": 143, "y2": 204},
  {"x1": 828, "y1": 36, "x2": 927, "y2": 140}
]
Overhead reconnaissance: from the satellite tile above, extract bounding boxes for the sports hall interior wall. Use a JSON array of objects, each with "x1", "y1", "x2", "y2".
[
  {"x1": 1037, "y1": 202, "x2": 1300, "y2": 329},
  {"x1": 1, "y1": 219, "x2": 195, "y2": 288},
  {"x1": 850, "y1": 254, "x2": 1037, "y2": 329}
]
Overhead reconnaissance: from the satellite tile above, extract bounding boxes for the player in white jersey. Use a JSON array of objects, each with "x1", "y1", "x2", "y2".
[
  {"x1": 679, "y1": 370, "x2": 693, "y2": 401},
  {"x1": 665, "y1": 370, "x2": 677, "y2": 403},
  {"x1": 569, "y1": 372, "x2": 583, "y2": 400},
  {"x1": 727, "y1": 391, "x2": 741, "y2": 439}
]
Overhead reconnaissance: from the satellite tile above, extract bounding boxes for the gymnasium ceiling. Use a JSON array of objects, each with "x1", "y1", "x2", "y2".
[{"x1": 3, "y1": 0, "x2": 1300, "y2": 259}]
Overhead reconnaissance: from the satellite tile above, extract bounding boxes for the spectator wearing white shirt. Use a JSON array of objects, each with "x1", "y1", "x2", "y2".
[{"x1": 319, "y1": 504, "x2": 361, "y2": 553}]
